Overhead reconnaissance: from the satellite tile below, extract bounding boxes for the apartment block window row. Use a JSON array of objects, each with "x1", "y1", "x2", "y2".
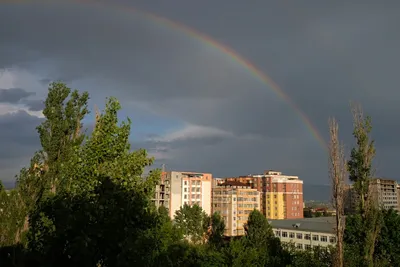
[
  {"x1": 237, "y1": 204, "x2": 258, "y2": 208},
  {"x1": 213, "y1": 197, "x2": 231, "y2": 202},
  {"x1": 278, "y1": 232, "x2": 331, "y2": 243},
  {"x1": 237, "y1": 210, "x2": 252, "y2": 215},
  {"x1": 237, "y1": 197, "x2": 258, "y2": 202},
  {"x1": 238, "y1": 191, "x2": 258, "y2": 196},
  {"x1": 184, "y1": 201, "x2": 201, "y2": 206},
  {"x1": 213, "y1": 203, "x2": 231, "y2": 208},
  {"x1": 214, "y1": 191, "x2": 237, "y2": 196}
]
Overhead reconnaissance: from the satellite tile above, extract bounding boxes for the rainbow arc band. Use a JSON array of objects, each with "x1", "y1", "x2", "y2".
[{"x1": 5, "y1": 0, "x2": 327, "y2": 151}]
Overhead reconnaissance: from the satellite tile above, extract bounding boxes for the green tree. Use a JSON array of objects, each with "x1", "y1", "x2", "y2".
[
  {"x1": 347, "y1": 104, "x2": 375, "y2": 215},
  {"x1": 303, "y1": 209, "x2": 313, "y2": 218},
  {"x1": 27, "y1": 97, "x2": 162, "y2": 267},
  {"x1": 224, "y1": 238, "x2": 261, "y2": 267},
  {"x1": 345, "y1": 104, "x2": 381, "y2": 266},
  {"x1": 36, "y1": 82, "x2": 89, "y2": 194},
  {"x1": 2, "y1": 83, "x2": 90, "y2": 247},
  {"x1": 207, "y1": 212, "x2": 225, "y2": 248},
  {"x1": 286, "y1": 244, "x2": 334, "y2": 267},
  {"x1": 243, "y1": 209, "x2": 288, "y2": 266},
  {"x1": 244, "y1": 209, "x2": 274, "y2": 247},
  {"x1": 174, "y1": 204, "x2": 210, "y2": 245}
]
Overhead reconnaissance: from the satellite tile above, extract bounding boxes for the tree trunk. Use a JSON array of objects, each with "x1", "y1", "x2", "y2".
[{"x1": 328, "y1": 118, "x2": 346, "y2": 267}]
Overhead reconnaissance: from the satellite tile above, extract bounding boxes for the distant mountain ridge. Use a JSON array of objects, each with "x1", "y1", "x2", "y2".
[
  {"x1": 303, "y1": 184, "x2": 331, "y2": 201},
  {"x1": 1, "y1": 180, "x2": 15, "y2": 190}
]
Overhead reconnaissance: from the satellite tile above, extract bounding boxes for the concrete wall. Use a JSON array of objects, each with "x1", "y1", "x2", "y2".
[{"x1": 273, "y1": 228, "x2": 336, "y2": 249}]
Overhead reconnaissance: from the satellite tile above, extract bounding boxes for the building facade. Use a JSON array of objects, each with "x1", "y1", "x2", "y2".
[
  {"x1": 270, "y1": 217, "x2": 336, "y2": 250},
  {"x1": 152, "y1": 171, "x2": 212, "y2": 219},
  {"x1": 223, "y1": 170, "x2": 304, "y2": 219},
  {"x1": 345, "y1": 178, "x2": 400, "y2": 213},
  {"x1": 212, "y1": 181, "x2": 260, "y2": 236}
]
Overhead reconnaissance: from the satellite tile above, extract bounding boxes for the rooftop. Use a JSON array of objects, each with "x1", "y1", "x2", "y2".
[
  {"x1": 219, "y1": 181, "x2": 251, "y2": 188},
  {"x1": 269, "y1": 217, "x2": 336, "y2": 234}
]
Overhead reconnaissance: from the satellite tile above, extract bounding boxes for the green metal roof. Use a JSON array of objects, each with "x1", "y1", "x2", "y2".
[{"x1": 268, "y1": 217, "x2": 336, "y2": 234}]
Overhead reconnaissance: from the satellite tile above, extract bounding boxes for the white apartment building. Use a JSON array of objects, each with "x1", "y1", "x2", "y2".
[
  {"x1": 153, "y1": 171, "x2": 212, "y2": 219},
  {"x1": 269, "y1": 217, "x2": 336, "y2": 250}
]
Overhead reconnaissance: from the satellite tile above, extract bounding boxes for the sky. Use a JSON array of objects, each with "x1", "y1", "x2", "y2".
[{"x1": 1, "y1": 0, "x2": 400, "y2": 188}]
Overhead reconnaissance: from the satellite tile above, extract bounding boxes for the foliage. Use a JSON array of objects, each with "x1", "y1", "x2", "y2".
[
  {"x1": 207, "y1": 212, "x2": 225, "y2": 248},
  {"x1": 244, "y1": 209, "x2": 274, "y2": 246},
  {"x1": 286, "y1": 244, "x2": 335, "y2": 267},
  {"x1": 345, "y1": 104, "x2": 380, "y2": 266},
  {"x1": 36, "y1": 82, "x2": 89, "y2": 194},
  {"x1": 347, "y1": 105, "x2": 375, "y2": 214},
  {"x1": 174, "y1": 204, "x2": 210, "y2": 244}
]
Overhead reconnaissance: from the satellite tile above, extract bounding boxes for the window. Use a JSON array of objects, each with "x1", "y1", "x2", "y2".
[
  {"x1": 184, "y1": 181, "x2": 187, "y2": 185},
  {"x1": 275, "y1": 231, "x2": 281, "y2": 237},
  {"x1": 184, "y1": 188, "x2": 187, "y2": 192},
  {"x1": 305, "y1": 244, "x2": 312, "y2": 250},
  {"x1": 320, "y1": 236, "x2": 328, "y2": 242},
  {"x1": 330, "y1": 236, "x2": 336, "y2": 243},
  {"x1": 282, "y1": 231, "x2": 288, "y2": 237},
  {"x1": 296, "y1": 233, "x2": 303, "y2": 239},
  {"x1": 312, "y1": 235, "x2": 319, "y2": 241},
  {"x1": 289, "y1": 232, "x2": 295, "y2": 238},
  {"x1": 184, "y1": 195, "x2": 187, "y2": 199},
  {"x1": 296, "y1": 243, "x2": 303, "y2": 249}
]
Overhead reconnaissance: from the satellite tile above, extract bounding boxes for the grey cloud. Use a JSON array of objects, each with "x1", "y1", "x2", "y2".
[
  {"x1": 1, "y1": 0, "x2": 400, "y2": 187},
  {"x1": 23, "y1": 99, "x2": 45, "y2": 111},
  {"x1": 0, "y1": 111, "x2": 42, "y2": 181},
  {"x1": 0, "y1": 88, "x2": 35, "y2": 104}
]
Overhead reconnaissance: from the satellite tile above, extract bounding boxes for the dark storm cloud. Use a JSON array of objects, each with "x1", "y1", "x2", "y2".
[
  {"x1": 0, "y1": 88, "x2": 35, "y2": 103},
  {"x1": 0, "y1": 111, "x2": 42, "y2": 154},
  {"x1": 0, "y1": 111, "x2": 42, "y2": 181},
  {"x1": 1, "y1": 0, "x2": 400, "y2": 187},
  {"x1": 23, "y1": 99, "x2": 45, "y2": 111}
]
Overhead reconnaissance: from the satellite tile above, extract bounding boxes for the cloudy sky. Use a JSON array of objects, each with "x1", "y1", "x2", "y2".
[{"x1": 1, "y1": 0, "x2": 399, "y2": 187}]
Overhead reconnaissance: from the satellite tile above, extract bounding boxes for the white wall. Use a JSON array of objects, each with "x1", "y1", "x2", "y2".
[{"x1": 202, "y1": 180, "x2": 212, "y2": 216}]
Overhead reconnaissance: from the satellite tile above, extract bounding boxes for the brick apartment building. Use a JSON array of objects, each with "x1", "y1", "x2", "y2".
[{"x1": 221, "y1": 170, "x2": 304, "y2": 219}]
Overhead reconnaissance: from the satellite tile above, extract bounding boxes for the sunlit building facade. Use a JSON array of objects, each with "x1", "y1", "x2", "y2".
[{"x1": 212, "y1": 181, "x2": 260, "y2": 236}]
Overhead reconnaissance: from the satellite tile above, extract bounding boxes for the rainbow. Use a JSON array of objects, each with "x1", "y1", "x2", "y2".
[{"x1": 6, "y1": 0, "x2": 328, "y2": 150}]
